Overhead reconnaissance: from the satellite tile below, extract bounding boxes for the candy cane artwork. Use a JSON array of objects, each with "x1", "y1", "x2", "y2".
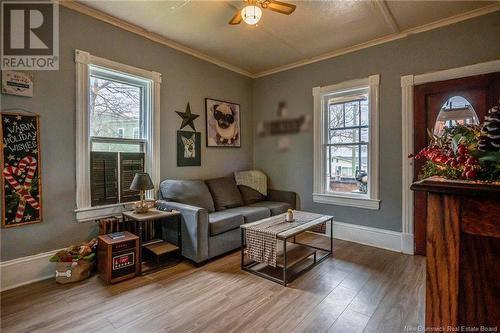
[
  {"x1": 1, "y1": 113, "x2": 43, "y2": 227},
  {"x1": 2, "y1": 156, "x2": 40, "y2": 223}
]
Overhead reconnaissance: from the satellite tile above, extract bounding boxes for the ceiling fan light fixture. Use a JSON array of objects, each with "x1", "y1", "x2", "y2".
[{"x1": 241, "y1": 5, "x2": 262, "y2": 25}]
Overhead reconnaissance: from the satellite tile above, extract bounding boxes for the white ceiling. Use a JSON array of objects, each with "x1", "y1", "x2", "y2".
[{"x1": 78, "y1": 0, "x2": 498, "y2": 76}]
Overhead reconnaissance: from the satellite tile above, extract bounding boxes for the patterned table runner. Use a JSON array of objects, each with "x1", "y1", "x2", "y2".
[{"x1": 242, "y1": 211, "x2": 328, "y2": 267}]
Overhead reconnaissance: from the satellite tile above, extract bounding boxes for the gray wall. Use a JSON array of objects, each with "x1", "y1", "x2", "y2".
[
  {"x1": 0, "y1": 7, "x2": 253, "y2": 261},
  {"x1": 2, "y1": 8, "x2": 499, "y2": 261},
  {"x1": 252, "y1": 11, "x2": 500, "y2": 232}
]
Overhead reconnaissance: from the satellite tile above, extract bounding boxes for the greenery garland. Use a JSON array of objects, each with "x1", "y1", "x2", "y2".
[{"x1": 411, "y1": 124, "x2": 500, "y2": 181}]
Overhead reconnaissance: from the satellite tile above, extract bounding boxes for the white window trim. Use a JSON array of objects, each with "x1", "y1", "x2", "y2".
[
  {"x1": 312, "y1": 74, "x2": 380, "y2": 210},
  {"x1": 74, "y1": 49, "x2": 162, "y2": 222}
]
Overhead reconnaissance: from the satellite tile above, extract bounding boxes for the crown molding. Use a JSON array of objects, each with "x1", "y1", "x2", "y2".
[
  {"x1": 58, "y1": 0, "x2": 254, "y2": 78},
  {"x1": 59, "y1": 1, "x2": 499, "y2": 79},
  {"x1": 252, "y1": 3, "x2": 500, "y2": 78}
]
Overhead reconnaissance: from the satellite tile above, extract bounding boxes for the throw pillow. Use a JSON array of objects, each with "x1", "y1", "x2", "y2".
[
  {"x1": 205, "y1": 177, "x2": 244, "y2": 211},
  {"x1": 238, "y1": 185, "x2": 265, "y2": 205}
]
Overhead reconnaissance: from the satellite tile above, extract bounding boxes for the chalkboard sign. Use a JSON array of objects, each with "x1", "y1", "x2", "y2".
[{"x1": 1, "y1": 112, "x2": 42, "y2": 227}]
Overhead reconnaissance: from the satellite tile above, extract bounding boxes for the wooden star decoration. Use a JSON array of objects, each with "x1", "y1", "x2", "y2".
[{"x1": 175, "y1": 103, "x2": 199, "y2": 131}]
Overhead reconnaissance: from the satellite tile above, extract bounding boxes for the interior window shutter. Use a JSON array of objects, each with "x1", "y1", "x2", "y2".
[
  {"x1": 90, "y1": 152, "x2": 119, "y2": 206},
  {"x1": 120, "y1": 152, "x2": 145, "y2": 203}
]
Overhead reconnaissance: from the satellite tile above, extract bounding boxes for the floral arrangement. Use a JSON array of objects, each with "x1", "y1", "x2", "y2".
[{"x1": 410, "y1": 105, "x2": 500, "y2": 181}]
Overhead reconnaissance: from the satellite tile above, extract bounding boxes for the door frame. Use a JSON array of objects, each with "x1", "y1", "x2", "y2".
[{"x1": 400, "y1": 59, "x2": 500, "y2": 255}]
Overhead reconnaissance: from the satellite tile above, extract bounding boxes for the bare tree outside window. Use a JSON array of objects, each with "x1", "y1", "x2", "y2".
[
  {"x1": 89, "y1": 75, "x2": 143, "y2": 152},
  {"x1": 90, "y1": 76, "x2": 141, "y2": 139}
]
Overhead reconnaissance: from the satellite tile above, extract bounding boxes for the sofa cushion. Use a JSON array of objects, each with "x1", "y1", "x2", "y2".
[
  {"x1": 248, "y1": 201, "x2": 292, "y2": 216},
  {"x1": 238, "y1": 185, "x2": 265, "y2": 205},
  {"x1": 209, "y1": 211, "x2": 244, "y2": 236},
  {"x1": 224, "y1": 206, "x2": 271, "y2": 223},
  {"x1": 205, "y1": 177, "x2": 244, "y2": 211},
  {"x1": 160, "y1": 179, "x2": 215, "y2": 212}
]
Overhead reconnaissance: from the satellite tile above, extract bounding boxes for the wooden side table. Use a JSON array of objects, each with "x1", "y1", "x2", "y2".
[{"x1": 122, "y1": 208, "x2": 181, "y2": 275}]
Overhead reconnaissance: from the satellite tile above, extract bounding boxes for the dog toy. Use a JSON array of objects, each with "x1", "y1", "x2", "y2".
[{"x1": 49, "y1": 238, "x2": 98, "y2": 262}]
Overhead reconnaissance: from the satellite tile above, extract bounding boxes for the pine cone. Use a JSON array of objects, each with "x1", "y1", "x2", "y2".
[{"x1": 478, "y1": 105, "x2": 500, "y2": 151}]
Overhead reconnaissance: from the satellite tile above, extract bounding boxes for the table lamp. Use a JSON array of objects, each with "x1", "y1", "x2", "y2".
[{"x1": 130, "y1": 172, "x2": 154, "y2": 213}]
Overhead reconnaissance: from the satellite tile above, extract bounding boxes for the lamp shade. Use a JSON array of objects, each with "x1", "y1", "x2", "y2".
[{"x1": 130, "y1": 172, "x2": 154, "y2": 191}]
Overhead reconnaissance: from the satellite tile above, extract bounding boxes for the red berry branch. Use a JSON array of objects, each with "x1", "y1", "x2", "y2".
[
  {"x1": 410, "y1": 103, "x2": 500, "y2": 181},
  {"x1": 409, "y1": 122, "x2": 500, "y2": 181}
]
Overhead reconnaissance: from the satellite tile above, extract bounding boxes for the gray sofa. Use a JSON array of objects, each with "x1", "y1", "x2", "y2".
[{"x1": 156, "y1": 177, "x2": 296, "y2": 264}]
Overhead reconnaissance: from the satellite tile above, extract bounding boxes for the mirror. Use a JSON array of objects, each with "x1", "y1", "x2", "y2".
[{"x1": 433, "y1": 96, "x2": 479, "y2": 136}]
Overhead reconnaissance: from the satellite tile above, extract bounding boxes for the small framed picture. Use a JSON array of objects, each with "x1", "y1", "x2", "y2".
[
  {"x1": 1, "y1": 71, "x2": 33, "y2": 97},
  {"x1": 177, "y1": 131, "x2": 201, "y2": 167},
  {"x1": 205, "y1": 98, "x2": 241, "y2": 148}
]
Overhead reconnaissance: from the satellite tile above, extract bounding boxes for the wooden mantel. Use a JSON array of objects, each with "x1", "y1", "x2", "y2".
[{"x1": 411, "y1": 177, "x2": 500, "y2": 329}]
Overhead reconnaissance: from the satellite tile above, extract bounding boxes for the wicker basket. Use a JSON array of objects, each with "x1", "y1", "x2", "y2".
[{"x1": 55, "y1": 260, "x2": 94, "y2": 284}]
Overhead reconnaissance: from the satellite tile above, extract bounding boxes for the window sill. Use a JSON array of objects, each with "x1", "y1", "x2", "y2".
[
  {"x1": 312, "y1": 193, "x2": 380, "y2": 210},
  {"x1": 75, "y1": 203, "x2": 135, "y2": 223}
]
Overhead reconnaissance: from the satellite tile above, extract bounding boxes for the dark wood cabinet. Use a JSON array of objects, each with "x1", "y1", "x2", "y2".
[{"x1": 411, "y1": 177, "x2": 500, "y2": 328}]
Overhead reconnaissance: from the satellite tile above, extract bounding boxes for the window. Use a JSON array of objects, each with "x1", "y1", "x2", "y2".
[
  {"x1": 327, "y1": 94, "x2": 368, "y2": 194},
  {"x1": 433, "y1": 96, "x2": 479, "y2": 136},
  {"x1": 75, "y1": 50, "x2": 161, "y2": 222},
  {"x1": 313, "y1": 75, "x2": 380, "y2": 210},
  {"x1": 88, "y1": 65, "x2": 147, "y2": 206}
]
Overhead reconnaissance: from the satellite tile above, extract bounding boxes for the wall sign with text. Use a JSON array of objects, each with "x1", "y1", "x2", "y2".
[
  {"x1": 1, "y1": 112, "x2": 43, "y2": 227},
  {"x1": 1, "y1": 1, "x2": 59, "y2": 70},
  {"x1": 2, "y1": 71, "x2": 33, "y2": 97}
]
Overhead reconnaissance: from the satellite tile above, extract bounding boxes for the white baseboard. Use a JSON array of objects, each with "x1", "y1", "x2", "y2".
[
  {"x1": 331, "y1": 221, "x2": 408, "y2": 253},
  {"x1": 0, "y1": 222, "x2": 413, "y2": 292},
  {"x1": 0, "y1": 248, "x2": 63, "y2": 292},
  {"x1": 401, "y1": 233, "x2": 415, "y2": 255}
]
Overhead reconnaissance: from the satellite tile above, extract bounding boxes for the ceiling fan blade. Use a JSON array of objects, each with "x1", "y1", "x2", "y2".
[
  {"x1": 266, "y1": 0, "x2": 296, "y2": 15},
  {"x1": 228, "y1": 11, "x2": 242, "y2": 25}
]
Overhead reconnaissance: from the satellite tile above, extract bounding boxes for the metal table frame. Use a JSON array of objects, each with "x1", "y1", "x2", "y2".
[{"x1": 241, "y1": 217, "x2": 333, "y2": 287}]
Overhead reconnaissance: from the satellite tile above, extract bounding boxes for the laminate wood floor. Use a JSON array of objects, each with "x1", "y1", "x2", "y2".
[{"x1": 1, "y1": 235, "x2": 425, "y2": 333}]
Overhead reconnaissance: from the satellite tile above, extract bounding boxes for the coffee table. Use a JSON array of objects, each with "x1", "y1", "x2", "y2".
[{"x1": 240, "y1": 211, "x2": 333, "y2": 286}]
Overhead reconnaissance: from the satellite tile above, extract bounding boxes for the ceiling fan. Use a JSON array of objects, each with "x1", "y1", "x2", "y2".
[{"x1": 229, "y1": 0, "x2": 296, "y2": 26}]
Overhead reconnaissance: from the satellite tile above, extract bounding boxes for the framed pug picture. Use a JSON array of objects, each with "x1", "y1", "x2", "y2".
[
  {"x1": 177, "y1": 131, "x2": 201, "y2": 167},
  {"x1": 205, "y1": 98, "x2": 241, "y2": 148}
]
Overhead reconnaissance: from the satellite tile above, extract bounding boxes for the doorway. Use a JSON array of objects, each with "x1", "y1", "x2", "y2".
[{"x1": 413, "y1": 72, "x2": 500, "y2": 255}]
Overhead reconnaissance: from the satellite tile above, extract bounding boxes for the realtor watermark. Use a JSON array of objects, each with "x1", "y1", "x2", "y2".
[
  {"x1": 1, "y1": 1, "x2": 59, "y2": 70},
  {"x1": 404, "y1": 326, "x2": 498, "y2": 332}
]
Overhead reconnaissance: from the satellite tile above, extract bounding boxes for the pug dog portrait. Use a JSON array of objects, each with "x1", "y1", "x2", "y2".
[{"x1": 205, "y1": 98, "x2": 241, "y2": 147}]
